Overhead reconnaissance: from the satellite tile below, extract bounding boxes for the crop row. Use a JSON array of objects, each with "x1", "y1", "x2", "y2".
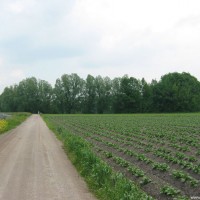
[{"x1": 45, "y1": 114, "x2": 200, "y2": 199}]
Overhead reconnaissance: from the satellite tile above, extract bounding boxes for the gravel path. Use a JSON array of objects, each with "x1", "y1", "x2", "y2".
[{"x1": 0, "y1": 115, "x2": 96, "y2": 200}]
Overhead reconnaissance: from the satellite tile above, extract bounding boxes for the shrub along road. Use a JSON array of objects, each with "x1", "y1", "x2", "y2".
[{"x1": 0, "y1": 115, "x2": 96, "y2": 200}]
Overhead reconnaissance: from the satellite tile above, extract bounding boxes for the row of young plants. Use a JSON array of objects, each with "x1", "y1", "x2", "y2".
[
  {"x1": 53, "y1": 115, "x2": 198, "y2": 173},
  {"x1": 55, "y1": 116, "x2": 200, "y2": 177},
  {"x1": 46, "y1": 116, "x2": 160, "y2": 198},
  {"x1": 44, "y1": 116, "x2": 198, "y2": 200},
  {"x1": 48, "y1": 119, "x2": 181, "y2": 198},
  {"x1": 58, "y1": 114, "x2": 200, "y2": 157},
  {"x1": 84, "y1": 123, "x2": 199, "y2": 171},
  {"x1": 88, "y1": 133, "x2": 199, "y2": 191},
  {"x1": 96, "y1": 148, "x2": 188, "y2": 200},
  {"x1": 52, "y1": 118, "x2": 187, "y2": 199},
  {"x1": 80, "y1": 129, "x2": 190, "y2": 199},
  {"x1": 60, "y1": 115, "x2": 200, "y2": 179},
  {"x1": 100, "y1": 115, "x2": 200, "y2": 151},
  {"x1": 43, "y1": 115, "x2": 152, "y2": 200}
]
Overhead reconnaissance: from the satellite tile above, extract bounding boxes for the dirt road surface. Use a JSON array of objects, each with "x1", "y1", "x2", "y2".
[{"x1": 0, "y1": 115, "x2": 97, "y2": 200}]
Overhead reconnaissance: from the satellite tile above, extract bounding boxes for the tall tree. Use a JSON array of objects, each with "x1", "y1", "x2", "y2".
[
  {"x1": 53, "y1": 78, "x2": 65, "y2": 113},
  {"x1": 1, "y1": 72, "x2": 200, "y2": 114},
  {"x1": 112, "y1": 77, "x2": 122, "y2": 113},
  {"x1": 140, "y1": 78, "x2": 153, "y2": 112},
  {"x1": 16, "y1": 77, "x2": 39, "y2": 113},
  {"x1": 0, "y1": 86, "x2": 18, "y2": 112},
  {"x1": 54, "y1": 74, "x2": 84, "y2": 113},
  {"x1": 0, "y1": 77, "x2": 53, "y2": 113},
  {"x1": 95, "y1": 76, "x2": 112, "y2": 113},
  {"x1": 113, "y1": 75, "x2": 141, "y2": 113},
  {"x1": 152, "y1": 72, "x2": 200, "y2": 112},
  {"x1": 83, "y1": 74, "x2": 96, "y2": 113},
  {"x1": 37, "y1": 80, "x2": 53, "y2": 113}
]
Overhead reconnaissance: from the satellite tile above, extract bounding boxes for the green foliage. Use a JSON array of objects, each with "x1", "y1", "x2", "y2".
[
  {"x1": 152, "y1": 162, "x2": 169, "y2": 171},
  {"x1": 1, "y1": 72, "x2": 200, "y2": 114},
  {"x1": 160, "y1": 185, "x2": 180, "y2": 197},
  {"x1": 43, "y1": 115, "x2": 151, "y2": 200},
  {"x1": 173, "y1": 196, "x2": 190, "y2": 200},
  {"x1": 44, "y1": 113, "x2": 200, "y2": 199},
  {"x1": 140, "y1": 176, "x2": 152, "y2": 186},
  {"x1": 128, "y1": 166, "x2": 145, "y2": 177},
  {"x1": 104, "y1": 151, "x2": 113, "y2": 158},
  {"x1": 0, "y1": 112, "x2": 30, "y2": 134},
  {"x1": 113, "y1": 156, "x2": 129, "y2": 167},
  {"x1": 54, "y1": 74, "x2": 85, "y2": 114},
  {"x1": 175, "y1": 152, "x2": 186, "y2": 159},
  {"x1": 0, "y1": 78, "x2": 52, "y2": 113},
  {"x1": 152, "y1": 72, "x2": 200, "y2": 112},
  {"x1": 172, "y1": 170, "x2": 199, "y2": 187},
  {"x1": 83, "y1": 74, "x2": 97, "y2": 114}
]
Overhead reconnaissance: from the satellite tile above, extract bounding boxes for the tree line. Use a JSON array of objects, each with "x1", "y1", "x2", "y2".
[{"x1": 0, "y1": 72, "x2": 200, "y2": 114}]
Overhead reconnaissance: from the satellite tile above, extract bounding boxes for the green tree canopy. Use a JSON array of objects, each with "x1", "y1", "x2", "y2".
[{"x1": 1, "y1": 72, "x2": 200, "y2": 114}]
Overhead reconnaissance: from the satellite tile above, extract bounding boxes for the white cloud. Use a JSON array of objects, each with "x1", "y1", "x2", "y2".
[
  {"x1": 1, "y1": 0, "x2": 200, "y2": 93},
  {"x1": 6, "y1": 0, "x2": 37, "y2": 14},
  {"x1": 0, "y1": 66, "x2": 26, "y2": 92},
  {"x1": 8, "y1": 2, "x2": 25, "y2": 13},
  {"x1": 10, "y1": 69, "x2": 25, "y2": 78},
  {"x1": 0, "y1": 57, "x2": 4, "y2": 66},
  {"x1": 71, "y1": 0, "x2": 200, "y2": 34}
]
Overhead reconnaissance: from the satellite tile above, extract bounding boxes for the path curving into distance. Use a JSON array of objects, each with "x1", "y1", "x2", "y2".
[{"x1": 0, "y1": 115, "x2": 96, "y2": 200}]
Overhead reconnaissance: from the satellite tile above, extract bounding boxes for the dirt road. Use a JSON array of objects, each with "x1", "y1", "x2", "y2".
[{"x1": 0, "y1": 115, "x2": 97, "y2": 200}]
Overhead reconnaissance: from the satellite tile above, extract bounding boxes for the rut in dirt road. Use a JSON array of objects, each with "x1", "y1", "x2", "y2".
[{"x1": 0, "y1": 115, "x2": 97, "y2": 200}]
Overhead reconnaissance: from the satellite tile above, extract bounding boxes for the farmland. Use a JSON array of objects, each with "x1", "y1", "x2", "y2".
[{"x1": 44, "y1": 114, "x2": 200, "y2": 200}]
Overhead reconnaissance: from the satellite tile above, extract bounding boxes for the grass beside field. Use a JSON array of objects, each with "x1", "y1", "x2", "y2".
[
  {"x1": 0, "y1": 112, "x2": 31, "y2": 134},
  {"x1": 43, "y1": 115, "x2": 152, "y2": 200},
  {"x1": 43, "y1": 114, "x2": 200, "y2": 199}
]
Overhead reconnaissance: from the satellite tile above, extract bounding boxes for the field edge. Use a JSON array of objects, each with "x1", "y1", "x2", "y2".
[
  {"x1": 0, "y1": 112, "x2": 31, "y2": 135},
  {"x1": 42, "y1": 114, "x2": 153, "y2": 200}
]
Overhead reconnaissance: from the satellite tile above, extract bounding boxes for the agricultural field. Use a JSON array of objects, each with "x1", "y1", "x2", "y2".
[{"x1": 44, "y1": 114, "x2": 200, "y2": 200}]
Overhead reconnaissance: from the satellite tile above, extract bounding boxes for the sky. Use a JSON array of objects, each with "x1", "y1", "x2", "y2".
[{"x1": 1, "y1": 0, "x2": 200, "y2": 93}]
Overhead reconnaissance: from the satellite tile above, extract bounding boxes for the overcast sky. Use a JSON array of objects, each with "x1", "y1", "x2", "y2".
[{"x1": 1, "y1": 0, "x2": 200, "y2": 93}]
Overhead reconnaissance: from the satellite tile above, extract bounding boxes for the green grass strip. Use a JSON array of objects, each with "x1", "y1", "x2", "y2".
[
  {"x1": 43, "y1": 115, "x2": 153, "y2": 200},
  {"x1": 0, "y1": 112, "x2": 31, "y2": 134}
]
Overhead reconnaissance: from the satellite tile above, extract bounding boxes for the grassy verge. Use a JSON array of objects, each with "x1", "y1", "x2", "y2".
[
  {"x1": 0, "y1": 112, "x2": 31, "y2": 134},
  {"x1": 43, "y1": 115, "x2": 153, "y2": 200}
]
